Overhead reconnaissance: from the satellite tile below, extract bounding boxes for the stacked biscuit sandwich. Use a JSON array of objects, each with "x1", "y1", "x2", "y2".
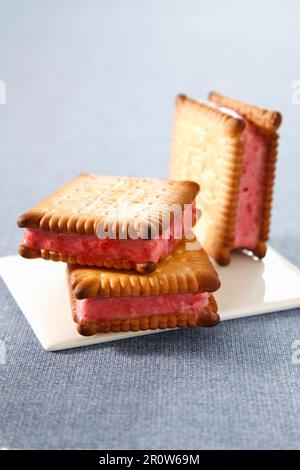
[
  {"x1": 17, "y1": 92, "x2": 281, "y2": 337},
  {"x1": 17, "y1": 173, "x2": 221, "y2": 335}
]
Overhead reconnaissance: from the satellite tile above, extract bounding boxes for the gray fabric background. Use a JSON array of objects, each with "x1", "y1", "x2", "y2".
[{"x1": 0, "y1": 0, "x2": 300, "y2": 449}]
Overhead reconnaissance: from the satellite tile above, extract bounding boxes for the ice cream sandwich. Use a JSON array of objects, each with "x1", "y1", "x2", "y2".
[
  {"x1": 170, "y1": 92, "x2": 281, "y2": 265},
  {"x1": 17, "y1": 173, "x2": 199, "y2": 273},
  {"x1": 67, "y1": 240, "x2": 221, "y2": 336}
]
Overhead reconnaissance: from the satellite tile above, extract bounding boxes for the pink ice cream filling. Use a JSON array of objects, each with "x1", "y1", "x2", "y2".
[
  {"x1": 22, "y1": 203, "x2": 195, "y2": 265},
  {"x1": 76, "y1": 291, "x2": 210, "y2": 322},
  {"x1": 232, "y1": 120, "x2": 268, "y2": 251}
]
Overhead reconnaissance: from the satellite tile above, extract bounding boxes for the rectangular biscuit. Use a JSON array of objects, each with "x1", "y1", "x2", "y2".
[
  {"x1": 170, "y1": 93, "x2": 281, "y2": 265},
  {"x1": 67, "y1": 239, "x2": 221, "y2": 336},
  {"x1": 17, "y1": 173, "x2": 199, "y2": 272}
]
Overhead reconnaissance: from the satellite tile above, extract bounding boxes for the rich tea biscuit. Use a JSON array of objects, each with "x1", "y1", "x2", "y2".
[{"x1": 170, "y1": 93, "x2": 281, "y2": 265}]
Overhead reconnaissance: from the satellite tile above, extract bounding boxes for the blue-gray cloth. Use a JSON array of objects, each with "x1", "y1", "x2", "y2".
[{"x1": 0, "y1": 0, "x2": 300, "y2": 450}]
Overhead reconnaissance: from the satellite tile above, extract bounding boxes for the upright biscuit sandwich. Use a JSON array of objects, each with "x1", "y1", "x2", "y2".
[
  {"x1": 170, "y1": 92, "x2": 281, "y2": 265},
  {"x1": 68, "y1": 240, "x2": 221, "y2": 336},
  {"x1": 17, "y1": 173, "x2": 199, "y2": 273}
]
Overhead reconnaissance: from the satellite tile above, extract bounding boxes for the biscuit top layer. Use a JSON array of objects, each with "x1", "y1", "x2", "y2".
[
  {"x1": 68, "y1": 240, "x2": 221, "y2": 299},
  {"x1": 17, "y1": 173, "x2": 200, "y2": 237}
]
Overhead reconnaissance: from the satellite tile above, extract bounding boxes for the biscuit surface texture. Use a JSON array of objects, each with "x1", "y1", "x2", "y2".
[
  {"x1": 170, "y1": 93, "x2": 281, "y2": 264},
  {"x1": 17, "y1": 173, "x2": 199, "y2": 236},
  {"x1": 170, "y1": 95, "x2": 245, "y2": 264}
]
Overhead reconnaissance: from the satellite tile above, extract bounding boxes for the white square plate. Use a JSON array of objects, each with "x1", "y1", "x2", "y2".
[{"x1": 0, "y1": 248, "x2": 300, "y2": 351}]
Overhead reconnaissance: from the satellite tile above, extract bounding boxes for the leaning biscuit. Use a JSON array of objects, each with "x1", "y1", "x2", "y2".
[
  {"x1": 170, "y1": 93, "x2": 281, "y2": 265},
  {"x1": 67, "y1": 239, "x2": 221, "y2": 336},
  {"x1": 17, "y1": 173, "x2": 199, "y2": 272}
]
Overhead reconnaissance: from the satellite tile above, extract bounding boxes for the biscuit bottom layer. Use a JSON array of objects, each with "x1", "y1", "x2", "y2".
[
  {"x1": 76, "y1": 291, "x2": 210, "y2": 322},
  {"x1": 232, "y1": 120, "x2": 267, "y2": 251}
]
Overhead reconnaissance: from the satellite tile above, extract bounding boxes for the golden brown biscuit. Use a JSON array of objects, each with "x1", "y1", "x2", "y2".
[
  {"x1": 170, "y1": 93, "x2": 281, "y2": 265},
  {"x1": 17, "y1": 173, "x2": 199, "y2": 235},
  {"x1": 68, "y1": 239, "x2": 221, "y2": 299},
  {"x1": 67, "y1": 240, "x2": 221, "y2": 335},
  {"x1": 17, "y1": 173, "x2": 199, "y2": 272},
  {"x1": 208, "y1": 91, "x2": 281, "y2": 260}
]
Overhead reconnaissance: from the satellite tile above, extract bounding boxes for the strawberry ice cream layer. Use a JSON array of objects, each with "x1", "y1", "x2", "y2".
[
  {"x1": 76, "y1": 291, "x2": 210, "y2": 322},
  {"x1": 23, "y1": 229, "x2": 177, "y2": 264},
  {"x1": 22, "y1": 204, "x2": 195, "y2": 264},
  {"x1": 232, "y1": 120, "x2": 267, "y2": 250}
]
